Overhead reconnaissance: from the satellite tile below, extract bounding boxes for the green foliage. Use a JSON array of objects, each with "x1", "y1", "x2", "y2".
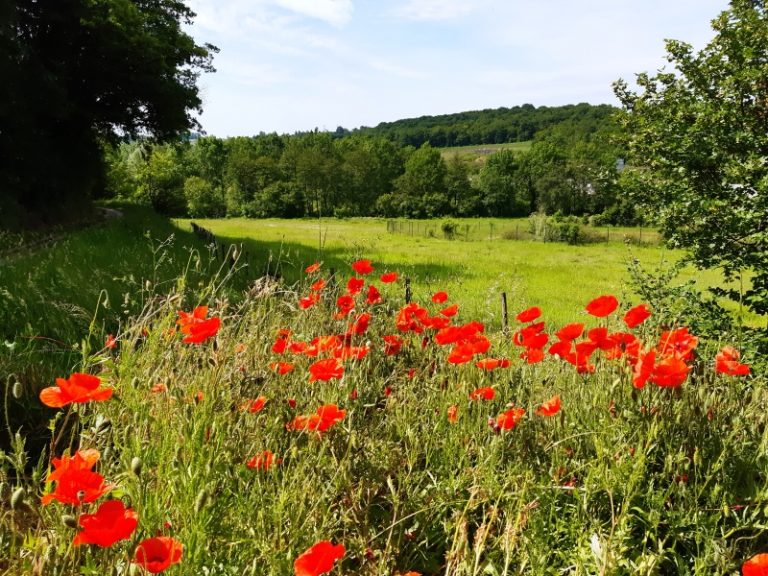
[
  {"x1": 615, "y1": 0, "x2": 768, "y2": 319},
  {"x1": 1, "y1": 0, "x2": 216, "y2": 224},
  {"x1": 184, "y1": 176, "x2": 225, "y2": 218},
  {"x1": 528, "y1": 212, "x2": 584, "y2": 244}
]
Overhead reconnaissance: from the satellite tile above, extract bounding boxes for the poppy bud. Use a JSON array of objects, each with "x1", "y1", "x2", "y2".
[
  {"x1": 43, "y1": 545, "x2": 56, "y2": 566},
  {"x1": 10, "y1": 487, "x2": 25, "y2": 510},
  {"x1": 0, "y1": 482, "x2": 8, "y2": 501},
  {"x1": 62, "y1": 514, "x2": 78, "y2": 529},
  {"x1": 131, "y1": 457, "x2": 142, "y2": 476},
  {"x1": 194, "y1": 488, "x2": 208, "y2": 513},
  {"x1": 11, "y1": 377, "x2": 22, "y2": 399},
  {"x1": 77, "y1": 490, "x2": 87, "y2": 503}
]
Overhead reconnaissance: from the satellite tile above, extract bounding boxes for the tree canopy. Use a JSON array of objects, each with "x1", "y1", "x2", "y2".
[
  {"x1": 0, "y1": 0, "x2": 216, "y2": 226},
  {"x1": 614, "y1": 0, "x2": 768, "y2": 318}
]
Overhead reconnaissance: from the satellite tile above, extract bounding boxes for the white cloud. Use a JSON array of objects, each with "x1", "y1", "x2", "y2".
[
  {"x1": 274, "y1": 0, "x2": 353, "y2": 27},
  {"x1": 394, "y1": 0, "x2": 481, "y2": 21}
]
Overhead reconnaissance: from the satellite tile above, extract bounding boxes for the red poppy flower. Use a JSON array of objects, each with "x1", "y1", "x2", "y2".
[
  {"x1": 651, "y1": 355, "x2": 690, "y2": 388},
  {"x1": 656, "y1": 327, "x2": 698, "y2": 361},
  {"x1": 176, "y1": 305, "x2": 208, "y2": 329},
  {"x1": 440, "y1": 304, "x2": 459, "y2": 317},
  {"x1": 623, "y1": 304, "x2": 651, "y2": 328},
  {"x1": 632, "y1": 350, "x2": 655, "y2": 389},
  {"x1": 334, "y1": 346, "x2": 369, "y2": 361},
  {"x1": 521, "y1": 348, "x2": 545, "y2": 364},
  {"x1": 134, "y1": 537, "x2": 183, "y2": 574},
  {"x1": 47, "y1": 449, "x2": 100, "y2": 483},
  {"x1": 383, "y1": 335, "x2": 404, "y2": 356},
  {"x1": 311, "y1": 278, "x2": 326, "y2": 292},
  {"x1": 309, "y1": 359, "x2": 344, "y2": 382},
  {"x1": 246, "y1": 450, "x2": 277, "y2": 470},
  {"x1": 348, "y1": 312, "x2": 371, "y2": 336},
  {"x1": 352, "y1": 259, "x2": 374, "y2": 275},
  {"x1": 40, "y1": 373, "x2": 113, "y2": 408},
  {"x1": 447, "y1": 405, "x2": 458, "y2": 423},
  {"x1": 347, "y1": 277, "x2": 364, "y2": 295},
  {"x1": 270, "y1": 361, "x2": 295, "y2": 376},
  {"x1": 305, "y1": 262, "x2": 322, "y2": 274},
  {"x1": 469, "y1": 387, "x2": 496, "y2": 401},
  {"x1": 535, "y1": 395, "x2": 561, "y2": 417},
  {"x1": 151, "y1": 383, "x2": 167, "y2": 393},
  {"x1": 105, "y1": 334, "x2": 117, "y2": 350},
  {"x1": 516, "y1": 306, "x2": 541, "y2": 323},
  {"x1": 300, "y1": 293, "x2": 320, "y2": 310},
  {"x1": 380, "y1": 272, "x2": 398, "y2": 283},
  {"x1": 475, "y1": 358, "x2": 510, "y2": 371},
  {"x1": 366, "y1": 285, "x2": 382, "y2": 305},
  {"x1": 743, "y1": 553, "x2": 768, "y2": 576},
  {"x1": 248, "y1": 396, "x2": 268, "y2": 413},
  {"x1": 73, "y1": 500, "x2": 138, "y2": 547},
  {"x1": 491, "y1": 407, "x2": 525, "y2": 431},
  {"x1": 336, "y1": 294, "x2": 355, "y2": 317},
  {"x1": 715, "y1": 346, "x2": 750, "y2": 376},
  {"x1": 555, "y1": 323, "x2": 584, "y2": 341},
  {"x1": 42, "y1": 468, "x2": 111, "y2": 506},
  {"x1": 431, "y1": 291, "x2": 448, "y2": 304},
  {"x1": 182, "y1": 316, "x2": 220, "y2": 344},
  {"x1": 294, "y1": 540, "x2": 345, "y2": 576},
  {"x1": 290, "y1": 404, "x2": 346, "y2": 433},
  {"x1": 585, "y1": 295, "x2": 619, "y2": 317}
]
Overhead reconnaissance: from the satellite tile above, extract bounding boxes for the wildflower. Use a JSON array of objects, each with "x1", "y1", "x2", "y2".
[
  {"x1": 469, "y1": 387, "x2": 495, "y2": 401},
  {"x1": 176, "y1": 305, "x2": 208, "y2": 330},
  {"x1": 299, "y1": 293, "x2": 320, "y2": 310},
  {"x1": 447, "y1": 405, "x2": 458, "y2": 423},
  {"x1": 380, "y1": 272, "x2": 398, "y2": 283},
  {"x1": 151, "y1": 383, "x2": 167, "y2": 393},
  {"x1": 431, "y1": 291, "x2": 448, "y2": 304},
  {"x1": 305, "y1": 262, "x2": 322, "y2": 274},
  {"x1": 516, "y1": 306, "x2": 541, "y2": 323},
  {"x1": 623, "y1": 304, "x2": 651, "y2": 328},
  {"x1": 366, "y1": 284, "x2": 382, "y2": 305},
  {"x1": 585, "y1": 295, "x2": 619, "y2": 317},
  {"x1": 535, "y1": 395, "x2": 561, "y2": 417},
  {"x1": 555, "y1": 323, "x2": 584, "y2": 341},
  {"x1": 310, "y1": 278, "x2": 326, "y2": 292},
  {"x1": 348, "y1": 312, "x2": 371, "y2": 336},
  {"x1": 656, "y1": 327, "x2": 698, "y2": 361},
  {"x1": 309, "y1": 358, "x2": 344, "y2": 382},
  {"x1": 290, "y1": 404, "x2": 346, "y2": 433},
  {"x1": 743, "y1": 553, "x2": 768, "y2": 576},
  {"x1": 73, "y1": 500, "x2": 138, "y2": 547},
  {"x1": 247, "y1": 396, "x2": 268, "y2": 413},
  {"x1": 294, "y1": 541, "x2": 345, "y2": 576},
  {"x1": 47, "y1": 449, "x2": 101, "y2": 483},
  {"x1": 475, "y1": 358, "x2": 510, "y2": 371},
  {"x1": 351, "y1": 259, "x2": 374, "y2": 275},
  {"x1": 270, "y1": 361, "x2": 295, "y2": 376},
  {"x1": 347, "y1": 277, "x2": 364, "y2": 295},
  {"x1": 40, "y1": 373, "x2": 113, "y2": 408},
  {"x1": 134, "y1": 537, "x2": 183, "y2": 574},
  {"x1": 42, "y1": 468, "x2": 111, "y2": 506},
  {"x1": 246, "y1": 450, "x2": 277, "y2": 471},
  {"x1": 715, "y1": 346, "x2": 750, "y2": 376},
  {"x1": 336, "y1": 294, "x2": 356, "y2": 317},
  {"x1": 440, "y1": 304, "x2": 459, "y2": 317},
  {"x1": 491, "y1": 407, "x2": 525, "y2": 432},
  {"x1": 383, "y1": 335, "x2": 404, "y2": 356},
  {"x1": 105, "y1": 334, "x2": 117, "y2": 350}
]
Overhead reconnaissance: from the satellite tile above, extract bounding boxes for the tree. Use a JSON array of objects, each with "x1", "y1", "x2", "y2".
[
  {"x1": 394, "y1": 144, "x2": 448, "y2": 217},
  {"x1": 614, "y1": 0, "x2": 768, "y2": 317},
  {"x1": 1, "y1": 0, "x2": 216, "y2": 225}
]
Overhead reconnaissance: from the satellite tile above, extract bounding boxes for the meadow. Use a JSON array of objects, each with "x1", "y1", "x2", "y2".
[{"x1": 1, "y1": 209, "x2": 765, "y2": 575}]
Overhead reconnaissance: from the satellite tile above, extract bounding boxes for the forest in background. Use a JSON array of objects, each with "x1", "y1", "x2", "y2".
[{"x1": 104, "y1": 102, "x2": 635, "y2": 223}]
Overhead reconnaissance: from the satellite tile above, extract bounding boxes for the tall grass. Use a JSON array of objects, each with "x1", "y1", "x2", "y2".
[{"x1": 1, "y1": 253, "x2": 765, "y2": 575}]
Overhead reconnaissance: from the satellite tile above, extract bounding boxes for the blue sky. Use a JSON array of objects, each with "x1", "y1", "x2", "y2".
[{"x1": 186, "y1": 0, "x2": 730, "y2": 137}]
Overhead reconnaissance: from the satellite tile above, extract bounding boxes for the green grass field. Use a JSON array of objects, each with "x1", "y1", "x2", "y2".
[
  {"x1": 178, "y1": 216, "x2": 725, "y2": 328},
  {"x1": 2, "y1": 209, "x2": 766, "y2": 575}
]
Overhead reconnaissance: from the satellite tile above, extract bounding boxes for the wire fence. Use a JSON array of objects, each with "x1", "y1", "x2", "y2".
[{"x1": 385, "y1": 219, "x2": 661, "y2": 245}]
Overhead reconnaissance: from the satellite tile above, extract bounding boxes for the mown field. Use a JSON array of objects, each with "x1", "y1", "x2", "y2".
[{"x1": 2, "y1": 208, "x2": 765, "y2": 575}]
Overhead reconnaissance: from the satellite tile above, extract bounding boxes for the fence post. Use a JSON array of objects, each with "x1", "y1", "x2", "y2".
[
  {"x1": 501, "y1": 292, "x2": 509, "y2": 333},
  {"x1": 515, "y1": 224, "x2": 519, "y2": 240},
  {"x1": 405, "y1": 277, "x2": 412, "y2": 304}
]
